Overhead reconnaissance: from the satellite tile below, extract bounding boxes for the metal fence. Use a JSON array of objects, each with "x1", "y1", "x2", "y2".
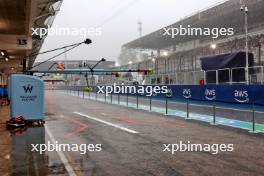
[
  {"x1": 63, "y1": 66, "x2": 264, "y2": 86},
  {"x1": 134, "y1": 66, "x2": 264, "y2": 85},
  {"x1": 53, "y1": 86, "x2": 264, "y2": 133},
  {"x1": 144, "y1": 70, "x2": 205, "y2": 85}
]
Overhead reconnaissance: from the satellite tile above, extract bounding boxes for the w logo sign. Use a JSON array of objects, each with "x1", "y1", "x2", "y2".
[{"x1": 23, "y1": 84, "x2": 33, "y2": 93}]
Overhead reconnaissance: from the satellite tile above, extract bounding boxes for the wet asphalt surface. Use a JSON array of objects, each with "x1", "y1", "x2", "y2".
[{"x1": 6, "y1": 90, "x2": 264, "y2": 176}]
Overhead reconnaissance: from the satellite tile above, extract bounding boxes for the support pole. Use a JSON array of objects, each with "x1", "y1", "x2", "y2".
[
  {"x1": 150, "y1": 96, "x2": 152, "y2": 112},
  {"x1": 186, "y1": 99, "x2": 190, "y2": 119},
  {"x1": 136, "y1": 92, "x2": 139, "y2": 110},
  {"x1": 211, "y1": 100, "x2": 217, "y2": 125},
  {"x1": 249, "y1": 101, "x2": 257, "y2": 133},
  {"x1": 126, "y1": 93, "x2": 128, "y2": 107},
  {"x1": 165, "y1": 96, "x2": 168, "y2": 115}
]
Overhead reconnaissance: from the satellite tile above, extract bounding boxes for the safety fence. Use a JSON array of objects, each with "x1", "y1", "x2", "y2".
[{"x1": 53, "y1": 85, "x2": 264, "y2": 133}]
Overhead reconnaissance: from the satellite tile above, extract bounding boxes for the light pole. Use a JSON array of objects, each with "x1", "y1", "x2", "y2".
[
  {"x1": 241, "y1": 4, "x2": 249, "y2": 84},
  {"x1": 162, "y1": 51, "x2": 169, "y2": 84},
  {"x1": 83, "y1": 58, "x2": 106, "y2": 86}
]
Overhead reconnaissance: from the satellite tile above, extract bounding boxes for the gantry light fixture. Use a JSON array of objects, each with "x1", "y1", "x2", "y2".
[{"x1": 30, "y1": 38, "x2": 92, "y2": 70}]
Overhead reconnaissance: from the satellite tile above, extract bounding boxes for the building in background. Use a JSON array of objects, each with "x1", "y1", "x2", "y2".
[{"x1": 118, "y1": 0, "x2": 264, "y2": 85}]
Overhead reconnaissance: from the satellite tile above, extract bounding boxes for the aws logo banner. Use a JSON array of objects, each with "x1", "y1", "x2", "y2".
[
  {"x1": 142, "y1": 85, "x2": 258, "y2": 105},
  {"x1": 183, "y1": 89, "x2": 192, "y2": 99},
  {"x1": 234, "y1": 90, "x2": 249, "y2": 103},
  {"x1": 205, "y1": 89, "x2": 216, "y2": 100},
  {"x1": 166, "y1": 88, "x2": 173, "y2": 97}
]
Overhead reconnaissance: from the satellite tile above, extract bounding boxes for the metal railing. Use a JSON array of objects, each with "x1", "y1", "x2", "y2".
[
  {"x1": 53, "y1": 86, "x2": 264, "y2": 133},
  {"x1": 143, "y1": 66, "x2": 264, "y2": 85},
  {"x1": 64, "y1": 66, "x2": 264, "y2": 86}
]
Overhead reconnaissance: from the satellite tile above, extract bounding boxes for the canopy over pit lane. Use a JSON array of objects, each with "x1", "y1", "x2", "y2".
[{"x1": 0, "y1": 0, "x2": 62, "y2": 82}]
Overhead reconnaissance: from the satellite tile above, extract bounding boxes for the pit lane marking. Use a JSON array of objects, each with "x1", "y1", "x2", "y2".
[
  {"x1": 46, "y1": 126, "x2": 77, "y2": 176},
  {"x1": 73, "y1": 112, "x2": 139, "y2": 134}
]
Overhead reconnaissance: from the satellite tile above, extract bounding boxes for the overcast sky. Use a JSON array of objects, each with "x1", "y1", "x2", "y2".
[{"x1": 36, "y1": 0, "x2": 225, "y2": 63}]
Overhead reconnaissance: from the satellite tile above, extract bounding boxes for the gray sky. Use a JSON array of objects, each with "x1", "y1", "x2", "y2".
[{"x1": 36, "y1": 0, "x2": 225, "y2": 62}]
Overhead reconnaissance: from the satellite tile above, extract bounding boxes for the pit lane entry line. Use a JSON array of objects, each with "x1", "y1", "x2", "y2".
[
  {"x1": 46, "y1": 126, "x2": 78, "y2": 176},
  {"x1": 73, "y1": 112, "x2": 139, "y2": 134}
]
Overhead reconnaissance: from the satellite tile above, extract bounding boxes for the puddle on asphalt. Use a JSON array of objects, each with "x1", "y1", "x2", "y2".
[{"x1": 9, "y1": 126, "x2": 67, "y2": 176}]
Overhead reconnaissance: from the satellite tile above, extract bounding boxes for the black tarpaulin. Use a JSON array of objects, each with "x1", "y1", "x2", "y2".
[
  {"x1": 200, "y1": 52, "x2": 254, "y2": 83},
  {"x1": 200, "y1": 51, "x2": 254, "y2": 71}
]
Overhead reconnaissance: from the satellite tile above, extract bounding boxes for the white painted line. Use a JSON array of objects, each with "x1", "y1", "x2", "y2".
[
  {"x1": 73, "y1": 112, "x2": 139, "y2": 134},
  {"x1": 45, "y1": 126, "x2": 77, "y2": 176}
]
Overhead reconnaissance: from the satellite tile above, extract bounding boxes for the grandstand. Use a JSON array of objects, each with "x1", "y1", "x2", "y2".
[{"x1": 117, "y1": 0, "x2": 264, "y2": 85}]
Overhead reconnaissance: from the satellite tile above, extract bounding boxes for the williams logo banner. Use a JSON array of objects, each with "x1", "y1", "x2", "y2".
[
  {"x1": 20, "y1": 84, "x2": 36, "y2": 102},
  {"x1": 23, "y1": 84, "x2": 33, "y2": 93}
]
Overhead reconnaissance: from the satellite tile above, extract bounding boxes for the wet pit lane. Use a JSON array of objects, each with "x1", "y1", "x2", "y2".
[{"x1": 1, "y1": 91, "x2": 264, "y2": 176}]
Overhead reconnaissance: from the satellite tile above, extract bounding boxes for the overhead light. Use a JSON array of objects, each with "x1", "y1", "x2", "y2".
[
  {"x1": 244, "y1": 6, "x2": 248, "y2": 13},
  {"x1": 5, "y1": 57, "x2": 9, "y2": 61},
  {"x1": 210, "y1": 43, "x2": 217, "y2": 50},
  {"x1": 162, "y1": 51, "x2": 168, "y2": 57},
  {"x1": 115, "y1": 62, "x2": 120, "y2": 67},
  {"x1": 84, "y1": 38, "x2": 92, "y2": 45},
  {"x1": 1, "y1": 51, "x2": 4, "y2": 56},
  {"x1": 152, "y1": 58, "x2": 156, "y2": 62},
  {"x1": 128, "y1": 61, "x2": 133, "y2": 65},
  {"x1": 240, "y1": 5, "x2": 244, "y2": 11}
]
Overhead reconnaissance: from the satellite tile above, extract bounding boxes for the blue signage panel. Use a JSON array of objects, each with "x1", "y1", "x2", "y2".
[
  {"x1": 119, "y1": 85, "x2": 264, "y2": 105},
  {"x1": 9, "y1": 75, "x2": 45, "y2": 120},
  {"x1": 82, "y1": 84, "x2": 264, "y2": 105},
  {"x1": 166, "y1": 85, "x2": 262, "y2": 105}
]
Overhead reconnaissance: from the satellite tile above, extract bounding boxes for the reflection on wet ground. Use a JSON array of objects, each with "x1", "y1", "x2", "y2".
[
  {"x1": 0, "y1": 104, "x2": 68, "y2": 176},
  {"x1": 0, "y1": 106, "x2": 12, "y2": 175},
  {"x1": 10, "y1": 126, "x2": 69, "y2": 176},
  {"x1": 1, "y1": 104, "x2": 97, "y2": 176},
  {"x1": 12, "y1": 127, "x2": 47, "y2": 175}
]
